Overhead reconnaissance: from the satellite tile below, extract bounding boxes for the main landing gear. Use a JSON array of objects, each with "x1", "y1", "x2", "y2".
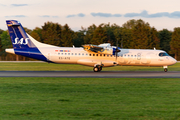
[{"x1": 93, "y1": 65, "x2": 103, "y2": 72}]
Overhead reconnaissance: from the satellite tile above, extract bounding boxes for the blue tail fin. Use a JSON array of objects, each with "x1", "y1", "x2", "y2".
[
  {"x1": 6, "y1": 20, "x2": 47, "y2": 61},
  {"x1": 6, "y1": 20, "x2": 37, "y2": 49}
]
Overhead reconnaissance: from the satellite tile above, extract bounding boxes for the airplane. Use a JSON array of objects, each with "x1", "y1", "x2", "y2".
[{"x1": 5, "y1": 20, "x2": 177, "y2": 72}]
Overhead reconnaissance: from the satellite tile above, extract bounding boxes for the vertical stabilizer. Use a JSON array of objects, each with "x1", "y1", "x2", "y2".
[
  {"x1": 6, "y1": 20, "x2": 37, "y2": 49},
  {"x1": 6, "y1": 20, "x2": 48, "y2": 61}
]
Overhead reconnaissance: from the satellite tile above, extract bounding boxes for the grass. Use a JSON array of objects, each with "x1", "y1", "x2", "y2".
[
  {"x1": 0, "y1": 62, "x2": 179, "y2": 119},
  {"x1": 0, "y1": 62, "x2": 179, "y2": 71},
  {"x1": 0, "y1": 77, "x2": 180, "y2": 119}
]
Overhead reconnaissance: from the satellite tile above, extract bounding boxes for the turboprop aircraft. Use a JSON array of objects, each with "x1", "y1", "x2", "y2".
[{"x1": 5, "y1": 20, "x2": 177, "y2": 72}]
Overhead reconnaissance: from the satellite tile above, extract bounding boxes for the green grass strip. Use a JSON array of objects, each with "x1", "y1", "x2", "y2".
[{"x1": 0, "y1": 77, "x2": 180, "y2": 119}]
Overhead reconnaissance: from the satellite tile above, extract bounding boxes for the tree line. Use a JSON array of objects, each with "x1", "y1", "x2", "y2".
[{"x1": 0, "y1": 19, "x2": 180, "y2": 60}]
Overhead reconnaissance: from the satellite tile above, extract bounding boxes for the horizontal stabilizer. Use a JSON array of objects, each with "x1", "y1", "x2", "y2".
[{"x1": 5, "y1": 48, "x2": 15, "y2": 54}]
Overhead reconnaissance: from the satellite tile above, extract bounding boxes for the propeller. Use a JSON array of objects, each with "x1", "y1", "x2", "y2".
[{"x1": 115, "y1": 39, "x2": 121, "y2": 61}]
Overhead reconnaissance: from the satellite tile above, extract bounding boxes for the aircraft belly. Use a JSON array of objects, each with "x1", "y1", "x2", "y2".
[
  {"x1": 47, "y1": 55, "x2": 117, "y2": 67},
  {"x1": 77, "y1": 59, "x2": 116, "y2": 67}
]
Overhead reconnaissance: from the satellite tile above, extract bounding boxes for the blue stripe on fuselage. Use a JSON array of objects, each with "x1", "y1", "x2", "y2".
[{"x1": 14, "y1": 48, "x2": 49, "y2": 62}]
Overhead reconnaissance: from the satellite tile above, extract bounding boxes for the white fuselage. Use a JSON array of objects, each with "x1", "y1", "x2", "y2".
[{"x1": 35, "y1": 47, "x2": 176, "y2": 67}]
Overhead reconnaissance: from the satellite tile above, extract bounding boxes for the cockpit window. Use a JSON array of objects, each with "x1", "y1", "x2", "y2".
[{"x1": 159, "y1": 52, "x2": 169, "y2": 57}]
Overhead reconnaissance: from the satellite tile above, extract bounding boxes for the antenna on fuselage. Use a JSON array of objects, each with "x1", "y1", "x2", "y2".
[{"x1": 121, "y1": 38, "x2": 123, "y2": 48}]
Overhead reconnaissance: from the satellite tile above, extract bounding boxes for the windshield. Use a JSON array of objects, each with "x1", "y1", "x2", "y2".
[{"x1": 159, "y1": 52, "x2": 169, "y2": 57}]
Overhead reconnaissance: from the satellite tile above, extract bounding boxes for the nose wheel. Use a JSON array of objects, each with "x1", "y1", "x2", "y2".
[
  {"x1": 163, "y1": 66, "x2": 168, "y2": 72},
  {"x1": 164, "y1": 68, "x2": 168, "y2": 72}
]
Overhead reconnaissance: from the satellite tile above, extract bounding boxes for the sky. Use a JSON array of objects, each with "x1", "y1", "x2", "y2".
[{"x1": 0, "y1": 0, "x2": 180, "y2": 31}]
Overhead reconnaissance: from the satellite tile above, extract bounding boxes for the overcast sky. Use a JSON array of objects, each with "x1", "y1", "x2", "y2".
[{"x1": 1, "y1": 0, "x2": 180, "y2": 31}]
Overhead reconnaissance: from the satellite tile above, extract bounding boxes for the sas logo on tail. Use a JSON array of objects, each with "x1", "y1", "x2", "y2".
[{"x1": 13, "y1": 38, "x2": 29, "y2": 45}]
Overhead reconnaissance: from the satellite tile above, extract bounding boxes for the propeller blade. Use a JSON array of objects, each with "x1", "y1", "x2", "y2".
[
  {"x1": 115, "y1": 39, "x2": 121, "y2": 61},
  {"x1": 115, "y1": 40, "x2": 118, "y2": 60}
]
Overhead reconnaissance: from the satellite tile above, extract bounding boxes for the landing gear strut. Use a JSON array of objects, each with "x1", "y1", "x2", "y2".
[{"x1": 93, "y1": 65, "x2": 103, "y2": 72}]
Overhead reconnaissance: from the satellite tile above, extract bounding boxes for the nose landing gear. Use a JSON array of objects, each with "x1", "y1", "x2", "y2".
[
  {"x1": 164, "y1": 68, "x2": 168, "y2": 72},
  {"x1": 163, "y1": 66, "x2": 168, "y2": 72}
]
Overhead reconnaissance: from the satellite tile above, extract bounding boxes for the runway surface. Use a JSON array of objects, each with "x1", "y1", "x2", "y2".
[{"x1": 1, "y1": 71, "x2": 180, "y2": 78}]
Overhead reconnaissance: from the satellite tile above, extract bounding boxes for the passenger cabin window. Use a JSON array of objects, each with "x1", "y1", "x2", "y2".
[{"x1": 159, "y1": 52, "x2": 169, "y2": 57}]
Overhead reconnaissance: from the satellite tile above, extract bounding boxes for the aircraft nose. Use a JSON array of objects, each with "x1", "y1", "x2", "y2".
[{"x1": 171, "y1": 57, "x2": 177, "y2": 64}]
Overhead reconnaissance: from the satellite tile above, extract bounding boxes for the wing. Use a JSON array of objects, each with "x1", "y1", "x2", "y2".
[
  {"x1": 82, "y1": 44, "x2": 104, "y2": 53},
  {"x1": 82, "y1": 43, "x2": 120, "y2": 55}
]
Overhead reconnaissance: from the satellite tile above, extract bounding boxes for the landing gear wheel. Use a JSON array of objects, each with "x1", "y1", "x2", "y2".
[
  {"x1": 93, "y1": 67, "x2": 99, "y2": 72},
  {"x1": 164, "y1": 68, "x2": 168, "y2": 72},
  {"x1": 93, "y1": 66, "x2": 102, "y2": 72},
  {"x1": 99, "y1": 66, "x2": 102, "y2": 71}
]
